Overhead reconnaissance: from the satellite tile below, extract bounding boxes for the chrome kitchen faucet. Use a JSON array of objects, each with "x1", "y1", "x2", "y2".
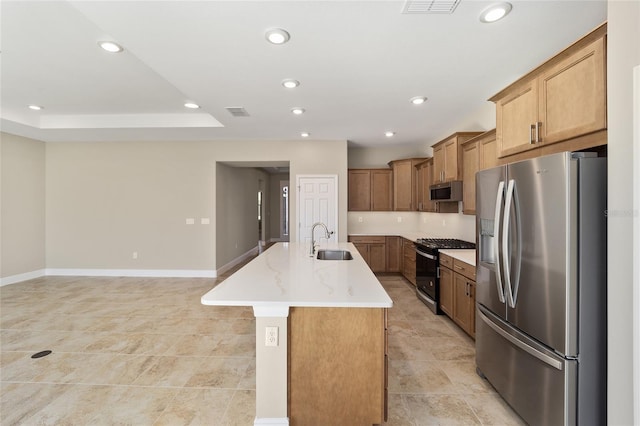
[{"x1": 309, "y1": 222, "x2": 333, "y2": 256}]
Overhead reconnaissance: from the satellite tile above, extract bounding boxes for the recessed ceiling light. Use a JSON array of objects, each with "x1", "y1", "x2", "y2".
[
  {"x1": 301, "y1": 132, "x2": 310, "y2": 137},
  {"x1": 28, "y1": 105, "x2": 43, "y2": 111},
  {"x1": 385, "y1": 131, "x2": 395, "y2": 137},
  {"x1": 265, "y1": 28, "x2": 290, "y2": 45},
  {"x1": 410, "y1": 96, "x2": 427, "y2": 105},
  {"x1": 98, "y1": 41, "x2": 124, "y2": 53},
  {"x1": 184, "y1": 102, "x2": 200, "y2": 109},
  {"x1": 282, "y1": 79, "x2": 300, "y2": 89},
  {"x1": 479, "y1": 2, "x2": 512, "y2": 23},
  {"x1": 291, "y1": 108, "x2": 305, "y2": 115}
]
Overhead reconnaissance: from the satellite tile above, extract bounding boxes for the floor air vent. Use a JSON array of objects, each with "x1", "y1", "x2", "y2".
[
  {"x1": 401, "y1": 0, "x2": 461, "y2": 14},
  {"x1": 225, "y1": 107, "x2": 250, "y2": 117}
]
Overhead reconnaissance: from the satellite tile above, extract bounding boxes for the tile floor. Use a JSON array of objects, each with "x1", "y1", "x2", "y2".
[{"x1": 1, "y1": 260, "x2": 524, "y2": 425}]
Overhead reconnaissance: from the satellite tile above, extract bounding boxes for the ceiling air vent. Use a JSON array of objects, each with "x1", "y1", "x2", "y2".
[
  {"x1": 225, "y1": 107, "x2": 250, "y2": 117},
  {"x1": 401, "y1": 0, "x2": 461, "y2": 14}
]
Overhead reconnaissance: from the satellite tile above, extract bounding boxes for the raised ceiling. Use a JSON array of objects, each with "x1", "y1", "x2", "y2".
[{"x1": 0, "y1": 1, "x2": 607, "y2": 147}]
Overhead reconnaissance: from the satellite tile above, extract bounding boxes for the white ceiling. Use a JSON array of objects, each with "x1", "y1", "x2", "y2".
[{"x1": 0, "y1": 0, "x2": 607, "y2": 148}]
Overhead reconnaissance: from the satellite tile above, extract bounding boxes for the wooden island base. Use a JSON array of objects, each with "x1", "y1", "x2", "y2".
[{"x1": 288, "y1": 307, "x2": 388, "y2": 425}]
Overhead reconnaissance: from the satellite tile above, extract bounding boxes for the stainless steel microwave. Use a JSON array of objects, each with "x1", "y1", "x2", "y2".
[{"x1": 430, "y1": 181, "x2": 463, "y2": 202}]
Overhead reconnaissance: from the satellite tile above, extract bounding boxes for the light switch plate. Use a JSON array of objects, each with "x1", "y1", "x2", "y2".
[
  {"x1": 201, "y1": 218, "x2": 210, "y2": 225},
  {"x1": 186, "y1": 218, "x2": 195, "y2": 225}
]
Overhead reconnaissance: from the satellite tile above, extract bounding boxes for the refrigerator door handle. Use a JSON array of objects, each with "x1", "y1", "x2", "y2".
[
  {"x1": 493, "y1": 181, "x2": 506, "y2": 303},
  {"x1": 503, "y1": 179, "x2": 522, "y2": 308},
  {"x1": 478, "y1": 307, "x2": 563, "y2": 371}
]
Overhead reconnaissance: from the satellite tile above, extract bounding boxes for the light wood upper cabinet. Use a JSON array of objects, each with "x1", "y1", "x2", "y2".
[
  {"x1": 479, "y1": 129, "x2": 498, "y2": 171},
  {"x1": 431, "y1": 132, "x2": 482, "y2": 184},
  {"x1": 491, "y1": 23, "x2": 607, "y2": 158},
  {"x1": 348, "y1": 169, "x2": 392, "y2": 211},
  {"x1": 389, "y1": 158, "x2": 426, "y2": 211},
  {"x1": 461, "y1": 139, "x2": 479, "y2": 215},
  {"x1": 538, "y1": 36, "x2": 606, "y2": 144},
  {"x1": 461, "y1": 129, "x2": 497, "y2": 215},
  {"x1": 432, "y1": 145, "x2": 445, "y2": 184},
  {"x1": 415, "y1": 158, "x2": 432, "y2": 212}
]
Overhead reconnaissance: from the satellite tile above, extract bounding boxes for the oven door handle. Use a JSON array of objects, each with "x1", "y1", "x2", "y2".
[{"x1": 415, "y1": 249, "x2": 436, "y2": 260}]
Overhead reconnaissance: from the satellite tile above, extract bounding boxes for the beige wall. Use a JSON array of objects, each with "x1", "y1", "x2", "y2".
[
  {"x1": 0, "y1": 133, "x2": 46, "y2": 280},
  {"x1": 607, "y1": 1, "x2": 640, "y2": 424},
  {"x1": 216, "y1": 164, "x2": 269, "y2": 268},
  {"x1": 268, "y1": 173, "x2": 289, "y2": 241},
  {"x1": 45, "y1": 139, "x2": 348, "y2": 273}
]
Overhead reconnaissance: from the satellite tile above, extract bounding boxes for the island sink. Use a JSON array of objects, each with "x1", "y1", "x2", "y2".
[{"x1": 316, "y1": 249, "x2": 353, "y2": 260}]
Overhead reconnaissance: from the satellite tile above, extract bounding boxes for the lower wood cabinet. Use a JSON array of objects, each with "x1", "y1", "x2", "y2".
[
  {"x1": 439, "y1": 254, "x2": 476, "y2": 338},
  {"x1": 349, "y1": 235, "x2": 403, "y2": 273},
  {"x1": 349, "y1": 236, "x2": 386, "y2": 272},
  {"x1": 288, "y1": 307, "x2": 387, "y2": 424},
  {"x1": 439, "y1": 266, "x2": 454, "y2": 317},
  {"x1": 385, "y1": 236, "x2": 401, "y2": 273},
  {"x1": 402, "y1": 238, "x2": 416, "y2": 286}
]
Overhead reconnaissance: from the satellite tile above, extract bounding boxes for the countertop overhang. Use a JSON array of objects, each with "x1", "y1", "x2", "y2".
[{"x1": 201, "y1": 242, "x2": 393, "y2": 310}]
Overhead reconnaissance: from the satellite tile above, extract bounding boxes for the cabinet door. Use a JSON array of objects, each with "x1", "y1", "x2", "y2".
[
  {"x1": 385, "y1": 236, "x2": 401, "y2": 273},
  {"x1": 462, "y1": 141, "x2": 479, "y2": 215},
  {"x1": 353, "y1": 243, "x2": 370, "y2": 265},
  {"x1": 496, "y1": 79, "x2": 539, "y2": 158},
  {"x1": 369, "y1": 244, "x2": 387, "y2": 273},
  {"x1": 416, "y1": 163, "x2": 427, "y2": 211},
  {"x1": 538, "y1": 37, "x2": 606, "y2": 146},
  {"x1": 433, "y1": 145, "x2": 445, "y2": 183},
  {"x1": 348, "y1": 170, "x2": 371, "y2": 211},
  {"x1": 454, "y1": 273, "x2": 474, "y2": 336},
  {"x1": 479, "y1": 132, "x2": 498, "y2": 170},
  {"x1": 402, "y1": 240, "x2": 416, "y2": 286},
  {"x1": 469, "y1": 282, "x2": 476, "y2": 339},
  {"x1": 392, "y1": 160, "x2": 413, "y2": 211},
  {"x1": 371, "y1": 170, "x2": 393, "y2": 211},
  {"x1": 439, "y1": 267, "x2": 454, "y2": 317},
  {"x1": 443, "y1": 139, "x2": 459, "y2": 182}
]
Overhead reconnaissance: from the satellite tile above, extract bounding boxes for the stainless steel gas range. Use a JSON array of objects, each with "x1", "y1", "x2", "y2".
[{"x1": 414, "y1": 238, "x2": 475, "y2": 314}]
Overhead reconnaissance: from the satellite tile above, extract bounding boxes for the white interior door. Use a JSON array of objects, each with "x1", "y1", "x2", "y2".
[{"x1": 296, "y1": 175, "x2": 338, "y2": 244}]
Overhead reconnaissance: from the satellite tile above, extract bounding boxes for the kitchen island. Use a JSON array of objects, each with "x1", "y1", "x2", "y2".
[{"x1": 201, "y1": 242, "x2": 393, "y2": 426}]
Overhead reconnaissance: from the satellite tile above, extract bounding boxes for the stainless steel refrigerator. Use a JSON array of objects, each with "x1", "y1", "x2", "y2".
[{"x1": 475, "y1": 151, "x2": 607, "y2": 425}]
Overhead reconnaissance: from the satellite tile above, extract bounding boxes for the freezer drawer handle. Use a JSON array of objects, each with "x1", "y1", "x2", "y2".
[{"x1": 478, "y1": 308, "x2": 563, "y2": 371}]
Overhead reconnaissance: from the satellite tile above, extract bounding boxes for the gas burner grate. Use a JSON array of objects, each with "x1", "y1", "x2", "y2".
[{"x1": 415, "y1": 238, "x2": 475, "y2": 249}]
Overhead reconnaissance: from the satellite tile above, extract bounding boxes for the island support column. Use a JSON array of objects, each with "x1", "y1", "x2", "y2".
[{"x1": 253, "y1": 306, "x2": 289, "y2": 425}]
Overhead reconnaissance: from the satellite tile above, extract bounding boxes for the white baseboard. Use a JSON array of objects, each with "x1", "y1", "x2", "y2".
[
  {"x1": 44, "y1": 268, "x2": 217, "y2": 278},
  {"x1": 0, "y1": 269, "x2": 46, "y2": 286},
  {"x1": 254, "y1": 418, "x2": 289, "y2": 425},
  {"x1": 216, "y1": 246, "x2": 259, "y2": 276}
]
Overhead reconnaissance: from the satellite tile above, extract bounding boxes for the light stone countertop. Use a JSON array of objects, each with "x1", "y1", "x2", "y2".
[
  {"x1": 201, "y1": 242, "x2": 393, "y2": 309},
  {"x1": 439, "y1": 249, "x2": 476, "y2": 267}
]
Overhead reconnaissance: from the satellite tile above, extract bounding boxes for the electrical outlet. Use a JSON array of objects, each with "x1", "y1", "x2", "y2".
[
  {"x1": 265, "y1": 326, "x2": 278, "y2": 347},
  {"x1": 132, "y1": 252, "x2": 138, "y2": 260},
  {"x1": 442, "y1": 219, "x2": 446, "y2": 226},
  {"x1": 186, "y1": 218, "x2": 195, "y2": 225},
  {"x1": 358, "y1": 216, "x2": 363, "y2": 223},
  {"x1": 397, "y1": 216, "x2": 402, "y2": 223},
  {"x1": 423, "y1": 216, "x2": 427, "y2": 223}
]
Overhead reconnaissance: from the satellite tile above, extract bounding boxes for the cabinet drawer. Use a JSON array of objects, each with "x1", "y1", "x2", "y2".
[
  {"x1": 453, "y1": 259, "x2": 476, "y2": 281},
  {"x1": 439, "y1": 253, "x2": 453, "y2": 269},
  {"x1": 349, "y1": 235, "x2": 386, "y2": 244}
]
